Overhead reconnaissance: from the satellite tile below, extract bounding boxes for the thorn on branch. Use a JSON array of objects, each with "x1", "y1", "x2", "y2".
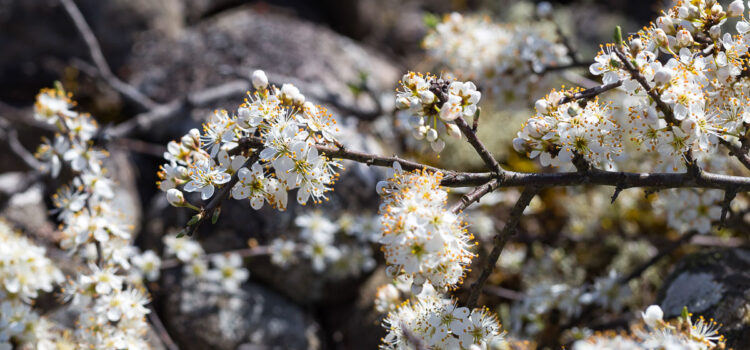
[
  {"x1": 719, "y1": 188, "x2": 737, "y2": 229},
  {"x1": 610, "y1": 185, "x2": 624, "y2": 204}
]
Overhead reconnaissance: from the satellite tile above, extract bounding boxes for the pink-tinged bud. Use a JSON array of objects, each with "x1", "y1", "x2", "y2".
[
  {"x1": 656, "y1": 16, "x2": 675, "y2": 35},
  {"x1": 654, "y1": 28, "x2": 669, "y2": 47},
  {"x1": 167, "y1": 188, "x2": 185, "y2": 207},
  {"x1": 676, "y1": 29, "x2": 693, "y2": 47}
]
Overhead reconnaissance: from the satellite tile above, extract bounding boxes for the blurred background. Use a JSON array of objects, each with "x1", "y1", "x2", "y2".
[{"x1": 5, "y1": 1, "x2": 749, "y2": 349}]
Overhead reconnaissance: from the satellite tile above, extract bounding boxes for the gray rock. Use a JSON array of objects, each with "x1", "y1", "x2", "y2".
[
  {"x1": 656, "y1": 248, "x2": 750, "y2": 349},
  {"x1": 163, "y1": 277, "x2": 321, "y2": 350},
  {"x1": 125, "y1": 6, "x2": 400, "y2": 117},
  {"x1": 0, "y1": 0, "x2": 184, "y2": 103}
]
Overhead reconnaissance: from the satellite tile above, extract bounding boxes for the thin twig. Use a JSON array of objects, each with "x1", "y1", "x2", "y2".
[
  {"x1": 234, "y1": 136, "x2": 494, "y2": 187},
  {"x1": 557, "y1": 81, "x2": 623, "y2": 105},
  {"x1": 450, "y1": 179, "x2": 499, "y2": 213},
  {"x1": 465, "y1": 187, "x2": 537, "y2": 309},
  {"x1": 453, "y1": 116, "x2": 507, "y2": 178},
  {"x1": 106, "y1": 80, "x2": 250, "y2": 138},
  {"x1": 147, "y1": 305, "x2": 180, "y2": 350},
  {"x1": 59, "y1": 0, "x2": 158, "y2": 111},
  {"x1": 0, "y1": 117, "x2": 43, "y2": 170},
  {"x1": 719, "y1": 138, "x2": 750, "y2": 171},
  {"x1": 613, "y1": 47, "x2": 677, "y2": 126}
]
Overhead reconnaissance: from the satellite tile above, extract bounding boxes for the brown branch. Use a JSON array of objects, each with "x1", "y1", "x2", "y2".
[
  {"x1": 450, "y1": 179, "x2": 499, "y2": 213},
  {"x1": 59, "y1": 0, "x2": 158, "y2": 111},
  {"x1": 719, "y1": 138, "x2": 750, "y2": 171},
  {"x1": 107, "y1": 80, "x2": 250, "y2": 138},
  {"x1": 234, "y1": 136, "x2": 494, "y2": 187},
  {"x1": 465, "y1": 187, "x2": 537, "y2": 309},
  {"x1": 613, "y1": 47, "x2": 678, "y2": 126},
  {"x1": 235, "y1": 136, "x2": 750, "y2": 192},
  {"x1": 453, "y1": 116, "x2": 507, "y2": 178},
  {"x1": 147, "y1": 305, "x2": 180, "y2": 350},
  {"x1": 557, "y1": 81, "x2": 623, "y2": 105},
  {"x1": 0, "y1": 117, "x2": 43, "y2": 170}
]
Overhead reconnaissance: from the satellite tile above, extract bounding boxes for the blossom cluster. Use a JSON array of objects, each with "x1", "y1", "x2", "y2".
[
  {"x1": 380, "y1": 294, "x2": 506, "y2": 350},
  {"x1": 163, "y1": 235, "x2": 250, "y2": 293},
  {"x1": 377, "y1": 163, "x2": 475, "y2": 291},
  {"x1": 513, "y1": 0, "x2": 750, "y2": 172},
  {"x1": 422, "y1": 10, "x2": 571, "y2": 102},
  {"x1": 159, "y1": 70, "x2": 342, "y2": 212},
  {"x1": 269, "y1": 211, "x2": 378, "y2": 278},
  {"x1": 31, "y1": 86, "x2": 155, "y2": 347},
  {"x1": 0, "y1": 220, "x2": 64, "y2": 349},
  {"x1": 513, "y1": 91, "x2": 622, "y2": 169},
  {"x1": 573, "y1": 305, "x2": 726, "y2": 349},
  {"x1": 394, "y1": 72, "x2": 479, "y2": 152}
]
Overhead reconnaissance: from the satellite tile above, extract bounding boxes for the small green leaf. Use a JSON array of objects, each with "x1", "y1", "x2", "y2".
[
  {"x1": 681, "y1": 306, "x2": 690, "y2": 320},
  {"x1": 187, "y1": 214, "x2": 202, "y2": 226},
  {"x1": 211, "y1": 208, "x2": 221, "y2": 224},
  {"x1": 423, "y1": 13, "x2": 439, "y2": 29},
  {"x1": 614, "y1": 26, "x2": 623, "y2": 46},
  {"x1": 176, "y1": 229, "x2": 187, "y2": 238}
]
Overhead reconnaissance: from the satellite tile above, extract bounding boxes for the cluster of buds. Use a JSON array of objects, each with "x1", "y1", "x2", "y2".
[{"x1": 395, "y1": 72, "x2": 479, "y2": 152}]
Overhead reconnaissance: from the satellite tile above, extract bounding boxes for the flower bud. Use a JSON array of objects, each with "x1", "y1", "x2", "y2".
[
  {"x1": 425, "y1": 128, "x2": 438, "y2": 142},
  {"x1": 709, "y1": 25, "x2": 721, "y2": 40},
  {"x1": 445, "y1": 123, "x2": 462, "y2": 139},
  {"x1": 656, "y1": 16, "x2": 674, "y2": 35},
  {"x1": 396, "y1": 96, "x2": 411, "y2": 110},
  {"x1": 711, "y1": 3, "x2": 725, "y2": 18},
  {"x1": 535, "y1": 98, "x2": 550, "y2": 114},
  {"x1": 676, "y1": 29, "x2": 693, "y2": 47},
  {"x1": 654, "y1": 28, "x2": 669, "y2": 47},
  {"x1": 642, "y1": 305, "x2": 664, "y2": 328},
  {"x1": 251, "y1": 70, "x2": 268, "y2": 90},
  {"x1": 185, "y1": 128, "x2": 201, "y2": 148},
  {"x1": 167, "y1": 189, "x2": 185, "y2": 207},
  {"x1": 654, "y1": 68, "x2": 673, "y2": 85},
  {"x1": 629, "y1": 38, "x2": 643, "y2": 54},
  {"x1": 419, "y1": 90, "x2": 436, "y2": 104},
  {"x1": 728, "y1": 0, "x2": 744, "y2": 17}
]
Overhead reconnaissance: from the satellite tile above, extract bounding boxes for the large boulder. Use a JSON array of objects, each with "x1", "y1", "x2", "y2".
[
  {"x1": 656, "y1": 248, "x2": 750, "y2": 349},
  {"x1": 162, "y1": 275, "x2": 322, "y2": 350},
  {"x1": 125, "y1": 5, "x2": 400, "y2": 122},
  {"x1": 0, "y1": 0, "x2": 184, "y2": 103}
]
